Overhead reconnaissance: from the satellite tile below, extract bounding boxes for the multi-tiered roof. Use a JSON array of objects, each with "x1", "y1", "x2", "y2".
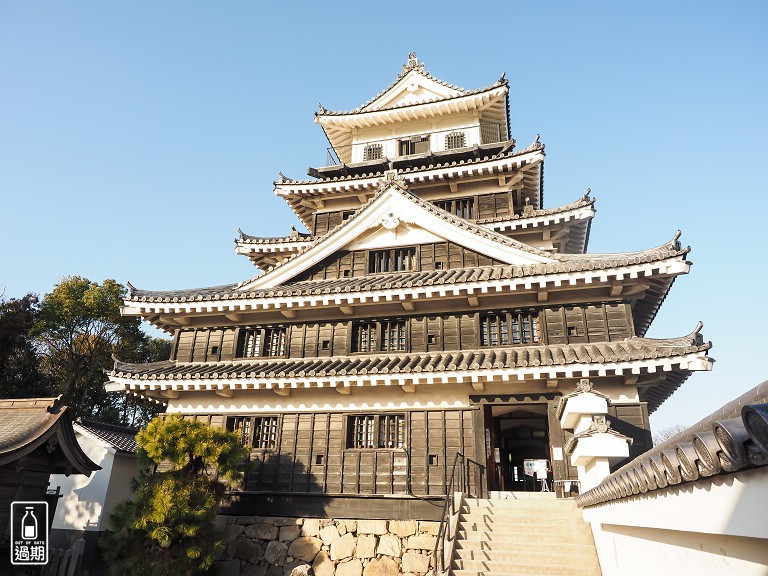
[{"x1": 107, "y1": 54, "x2": 712, "y2": 413}]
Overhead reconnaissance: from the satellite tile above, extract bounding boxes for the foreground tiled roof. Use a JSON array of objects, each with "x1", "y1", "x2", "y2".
[
  {"x1": 127, "y1": 239, "x2": 686, "y2": 303},
  {"x1": 78, "y1": 419, "x2": 138, "y2": 454},
  {"x1": 577, "y1": 380, "x2": 768, "y2": 508},
  {"x1": 0, "y1": 397, "x2": 100, "y2": 473},
  {"x1": 109, "y1": 331, "x2": 710, "y2": 412}
]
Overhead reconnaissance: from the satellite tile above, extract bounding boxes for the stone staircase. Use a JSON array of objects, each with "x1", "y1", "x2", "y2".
[{"x1": 450, "y1": 493, "x2": 602, "y2": 576}]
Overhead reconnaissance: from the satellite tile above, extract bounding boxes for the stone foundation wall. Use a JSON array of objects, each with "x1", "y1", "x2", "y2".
[{"x1": 214, "y1": 515, "x2": 439, "y2": 576}]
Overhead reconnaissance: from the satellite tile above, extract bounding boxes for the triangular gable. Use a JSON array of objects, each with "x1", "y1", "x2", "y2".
[
  {"x1": 239, "y1": 172, "x2": 555, "y2": 291},
  {"x1": 362, "y1": 68, "x2": 463, "y2": 111}
]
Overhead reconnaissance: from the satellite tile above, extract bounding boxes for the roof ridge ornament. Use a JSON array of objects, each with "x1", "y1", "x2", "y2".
[
  {"x1": 522, "y1": 197, "x2": 535, "y2": 217},
  {"x1": 576, "y1": 378, "x2": 593, "y2": 393},
  {"x1": 402, "y1": 52, "x2": 425, "y2": 76},
  {"x1": 673, "y1": 229, "x2": 682, "y2": 250},
  {"x1": 377, "y1": 169, "x2": 409, "y2": 193}
]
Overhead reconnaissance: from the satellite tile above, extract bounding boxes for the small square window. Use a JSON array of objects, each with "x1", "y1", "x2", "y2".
[
  {"x1": 321, "y1": 340, "x2": 330, "y2": 350},
  {"x1": 210, "y1": 346, "x2": 219, "y2": 355},
  {"x1": 427, "y1": 335, "x2": 437, "y2": 345},
  {"x1": 315, "y1": 454, "x2": 324, "y2": 465},
  {"x1": 428, "y1": 454, "x2": 439, "y2": 466}
]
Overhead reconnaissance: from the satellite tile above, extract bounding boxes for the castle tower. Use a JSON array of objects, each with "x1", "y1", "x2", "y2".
[{"x1": 107, "y1": 54, "x2": 712, "y2": 517}]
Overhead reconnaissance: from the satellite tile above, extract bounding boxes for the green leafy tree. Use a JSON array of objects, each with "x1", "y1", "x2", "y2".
[
  {"x1": 31, "y1": 276, "x2": 169, "y2": 425},
  {"x1": 0, "y1": 293, "x2": 48, "y2": 397},
  {"x1": 100, "y1": 415, "x2": 249, "y2": 576}
]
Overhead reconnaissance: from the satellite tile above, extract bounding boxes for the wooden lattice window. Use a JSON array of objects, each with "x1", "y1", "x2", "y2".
[
  {"x1": 480, "y1": 311, "x2": 540, "y2": 346},
  {"x1": 398, "y1": 135, "x2": 430, "y2": 156},
  {"x1": 227, "y1": 416, "x2": 279, "y2": 450},
  {"x1": 352, "y1": 322, "x2": 378, "y2": 353},
  {"x1": 363, "y1": 144, "x2": 383, "y2": 161},
  {"x1": 511, "y1": 313, "x2": 540, "y2": 345},
  {"x1": 381, "y1": 320, "x2": 406, "y2": 352},
  {"x1": 347, "y1": 414, "x2": 405, "y2": 449},
  {"x1": 237, "y1": 327, "x2": 287, "y2": 357},
  {"x1": 435, "y1": 197, "x2": 475, "y2": 219},
  {"x1": 369, "y1": 247, "x2": 417, "y2": 273},
  {"x1": 445, "y1": 131, "x2": 466, "y2": 150}
]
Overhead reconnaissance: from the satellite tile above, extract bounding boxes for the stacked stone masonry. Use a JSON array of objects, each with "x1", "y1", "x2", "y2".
[{"x1": 214, "y1": 515, "x2": 439, "y2": 576}]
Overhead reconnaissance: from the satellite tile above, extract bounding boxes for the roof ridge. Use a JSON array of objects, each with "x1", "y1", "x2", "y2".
[
  {"x1": 317, "y1": 81, "x2": 508, "y2": 117},
  {"x1": 239, "y1": 170, "x2": 553, "y2": 289},
  {"x1": 78, "y1": 418, "x2": 139, "y2": 435},
  {"x1": 557, "y1": 231, "x2": 688, "y2": 262},
  {"x1": 317, "y1": 53, "x2": 481, "y2": 116},
  {"x1": 109, "y1": 331, "x2": 710, "y2": 375},
  {"x1": 126, "y1": 243, "x2": 691, "y2": 303}
]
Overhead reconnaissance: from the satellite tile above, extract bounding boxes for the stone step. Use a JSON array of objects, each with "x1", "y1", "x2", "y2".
[
  {"x1": 488, "y1": 492, "x2": 559, "y2": 500},
  {"x1": 454, "y1": 546, "x2": 600, "y2": 563},
  {"x1": 463, "y1": 500, "x2": 579, "y2": 511},
  {"x1": 461, "y1": 508, "x2": 584, "y2": 522},
  {"x1": 458, "y1": 520, "x2": 592, "y2": 534},
  {"x1": 468, "y1": 495, "x2": 574, "y2": 506},
  {"x1": 455, "y1": 537, "x2": 596, "y2": 552},
  {"x1": 452, "y1": 569, "x2": 601, "y2": 576},
  {"x1": 457, "y1": 526, "x2": 592, "y2": 542},
  {"x1": 452, "y1": 559, "x2": 602, "y2": 575}
]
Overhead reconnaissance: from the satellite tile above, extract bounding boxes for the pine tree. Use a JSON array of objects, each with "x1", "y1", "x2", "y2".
[{"x1": 100, "y1": 415, "x2": 249, "y2": 575}]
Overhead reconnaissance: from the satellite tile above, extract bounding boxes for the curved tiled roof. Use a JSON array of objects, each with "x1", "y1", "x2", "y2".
[
  {"x1": 237, "y1": 228, "x2": 312, "y2": 245},
  {"x1": 247, "y1": 176, "x2": 554, "y2": 285},
  {"x1": 278, "y1": 142, "x2": 537, "y2": 186},
  {"x1": 358, "y1": 55, "x2": 470, "y2": 112},
  {"x1": 316, "y1": 54, "x2": 506, "y2": 117},
  {"x1": 317, "y1": 81, "x2": 508, "y2": 117},
  {"x1": 78, "y1": 419, "x2": 138, "y2": 453},
  {"x1": 577, "y1": 380, "x2": 768, "y2": 508},
  {"x1": 477, "y1": 192, "x2": 595, "y2": 225},
  {"x1": 111, "y1": 331, "x2": 709, "y2": 387},
  {"x1": 127, "y1": 239, "x2": 686, "y2": 304},
  {"x1": 0, "y1": 397, "x2": 100, "y2": 473}
]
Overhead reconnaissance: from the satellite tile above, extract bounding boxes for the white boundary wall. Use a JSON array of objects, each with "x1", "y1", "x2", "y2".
[{"x1": 583, "y1": 467, "x2": 768, "y2": 575}]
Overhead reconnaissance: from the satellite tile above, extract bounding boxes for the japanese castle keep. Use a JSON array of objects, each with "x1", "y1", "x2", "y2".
[{"x1": 106, "y1": 54, "x2": 713, "y2": 574}]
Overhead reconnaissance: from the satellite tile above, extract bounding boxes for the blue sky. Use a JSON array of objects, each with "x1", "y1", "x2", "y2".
[{"x1": 1, "y1": 1, "x2": 766, "y2": 431}]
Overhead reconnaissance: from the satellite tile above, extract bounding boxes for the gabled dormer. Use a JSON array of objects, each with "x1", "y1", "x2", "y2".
[{"x1": 315, "y1": 53, "x2": 510, "y2": 166}]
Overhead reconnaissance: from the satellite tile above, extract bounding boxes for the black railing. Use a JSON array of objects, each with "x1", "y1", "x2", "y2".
[
  {"x1": 433, "y1": 452, "x2": 486, "y2": 574},
  {"x1": 324, "y1": 123, "x2": 510, "y2": 166}
]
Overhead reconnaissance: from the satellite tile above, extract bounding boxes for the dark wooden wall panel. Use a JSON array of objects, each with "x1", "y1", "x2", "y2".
[
  {"x1": 208, "y1": 408, "x2": 477, "y2": 498},
  {"x1": 173, "y1": 303, "x2": 634, "y2": 363},
  {"x1": 608, "y1": 403, "x2": 652, "y2": 468},
  {"x1": 294, "y1": 242, "x2": 502, "y2": 282}
]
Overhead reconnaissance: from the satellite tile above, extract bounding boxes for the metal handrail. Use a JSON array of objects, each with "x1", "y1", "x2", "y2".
[
  {"x1": 432, "y1": 452, "x2": 486, "y2": 574},
  {"x1": 324, "y1": 122, "x2": 510, "y2": 166}
]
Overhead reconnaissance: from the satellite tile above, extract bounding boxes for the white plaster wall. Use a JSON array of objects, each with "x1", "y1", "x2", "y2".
[
  {"x1": 583, "y1": 468, "x2": 768, "y2": 575},
  {"x1": 164, "y1": 379, "x2": 578, "y2": 415},
  {"x1": 100, "y1": 453, "x2": 140, "y2": 530},
  {"x1": 50, "y1": 437, "x2": 112, "y2": 532}
]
